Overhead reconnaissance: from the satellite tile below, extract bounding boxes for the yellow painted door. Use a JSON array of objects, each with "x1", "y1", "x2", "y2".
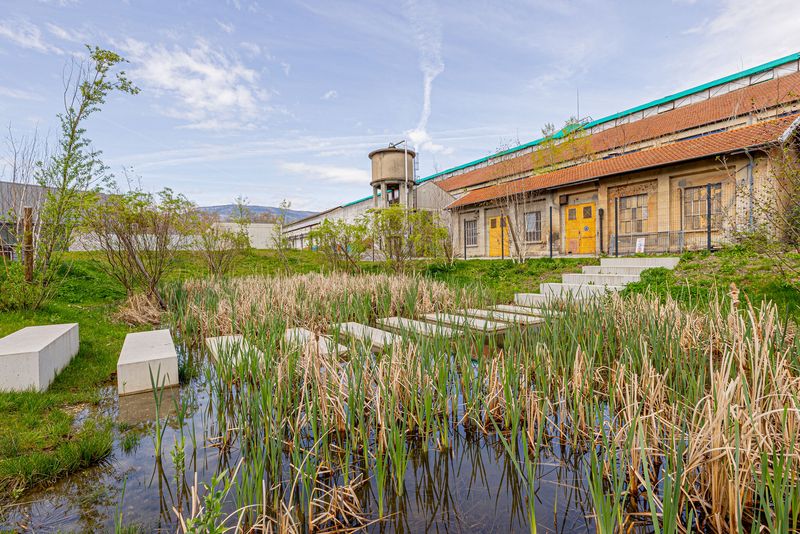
[
  {"x1": 564, "y1": 203, "x2": 596, "y2": 254},
  {"x1": 488, "y1": 216, "x2": 511, "y2": 257}
]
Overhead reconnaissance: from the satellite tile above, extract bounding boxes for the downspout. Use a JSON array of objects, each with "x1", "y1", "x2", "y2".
[{"x1": 743, "y1": 148, "x2": 754, "y2": 231}]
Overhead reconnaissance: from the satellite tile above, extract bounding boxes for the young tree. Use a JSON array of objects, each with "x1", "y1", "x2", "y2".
[
  {"x1": 271, "y1": 199, "x2": 293, "y2": 270},
  {"x1": 307, "y1": 218, "x2": 368, "y2": 271},
  {"x1": 740, "y1": 142, "x2": 800, "y2": 286},
  {"x1": 196, "y1": 211, "x2": 248, "y2": 278},
  {"x1": 366, "y1": 205, "x2": 449, "y2": 271},
  {"x1": 82, "y1": 187, "x2": 198, "y2": 308},
  {"x1": 31, "y1": 46, "x2": 138, "y2": 307},
  {"x1": 231, "y1": 195, "x2": 252, "y2": 250}
]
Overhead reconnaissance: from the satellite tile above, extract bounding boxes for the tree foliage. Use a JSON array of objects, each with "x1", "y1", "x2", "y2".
[
  {"x1": 81, "y1": 187, "x2": 197, "y2": 308},
  {"x1": 367, "y1": 205, "x2": 450, "y2": 271},
  {"x1": 307, "y1": 218, "x2": 369, "y2": 271}
]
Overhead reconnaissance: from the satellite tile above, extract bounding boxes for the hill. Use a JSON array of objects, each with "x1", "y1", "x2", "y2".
[{"x1": 198, "y1": 204, "x2": 317, "y2": 223}]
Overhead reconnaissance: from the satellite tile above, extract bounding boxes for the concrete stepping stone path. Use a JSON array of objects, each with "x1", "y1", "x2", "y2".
[
  {"x1": 284, "y1": 327, "x2": 348, "y2": 356},
  {"x1": 334, "y1": 322, "x2": 399, "y2": 352},
  {"x1": 378, "y1": 317, "x2": 457, "y2": 338}
]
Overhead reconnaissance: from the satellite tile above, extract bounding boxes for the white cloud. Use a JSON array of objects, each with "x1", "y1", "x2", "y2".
[
  {"x1": 45, "y1": 22, "x2": 87, "y2": 43},
  {"x1": 321, "y1": 90, "x2": 338, "y2": 100},
  {"x1": 0, "y1": 85, "x2": 43, "y2": 101},
  {"x1": 0, "y1": 19, "x2": 64, "y2": 55},
  {"x1": 119, "y1": 37, "x2": 270, "y2": 130},
  {"x1": 677, "y1": 0, "x2": 800, "y2": 84},
  {"x1": 215, "y1": 20, "x2": 235, "y2": 34},
  {"x1": 404, "y1": 0, "x2": 448, "y2": 156},
  {"x1": 240, "y1": 41, "x2": 261, "y2": 56},
  {"x1": 280, "y1": 162, "x2": 369, "y2": 185}
]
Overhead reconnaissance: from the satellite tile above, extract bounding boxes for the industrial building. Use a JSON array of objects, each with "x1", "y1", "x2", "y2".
[{"x1": 286, "y1": 52, "x2": 800, "y2": 258}]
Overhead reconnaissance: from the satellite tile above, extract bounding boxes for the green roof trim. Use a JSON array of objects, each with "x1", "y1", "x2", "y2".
[{"x1": 414, "y1": 51, "x2": 800, "y2": 185}]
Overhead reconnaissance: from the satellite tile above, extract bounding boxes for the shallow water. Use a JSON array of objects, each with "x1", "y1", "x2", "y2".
[{"x1": 2, "y1": 354, "x2": 600, "y2": 533}]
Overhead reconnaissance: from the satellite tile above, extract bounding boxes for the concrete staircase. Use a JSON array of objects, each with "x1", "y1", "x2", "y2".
[{"x1": 515, "y1": 256, "x2": 680, "y2": 305}]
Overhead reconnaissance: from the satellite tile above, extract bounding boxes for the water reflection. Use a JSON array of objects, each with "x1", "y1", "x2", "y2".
[{"x1": 2, "y1": 367, "x2": 599, "y2": 533}]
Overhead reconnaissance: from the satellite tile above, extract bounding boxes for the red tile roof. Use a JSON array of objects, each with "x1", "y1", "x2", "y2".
[
  {"x1": 447, "y1": 113, "x2": 799, "y2": 209},
  {"x1": 439, "y1": 70, "x2": 800, "y2": 193}
]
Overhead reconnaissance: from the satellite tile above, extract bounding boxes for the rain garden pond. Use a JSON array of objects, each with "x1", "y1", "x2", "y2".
[{"x1": 3, "y1": 272, "x2": 799, "y2": 533}]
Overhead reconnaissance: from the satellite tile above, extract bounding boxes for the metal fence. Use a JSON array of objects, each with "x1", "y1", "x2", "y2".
[{"x1": 609, "y1": 182, "x2": 735, "y2": 256}]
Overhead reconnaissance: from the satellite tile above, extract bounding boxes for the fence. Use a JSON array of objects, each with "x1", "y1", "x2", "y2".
[{"x1": 610, "y1": 182, "x2": 735, "y2": 256}]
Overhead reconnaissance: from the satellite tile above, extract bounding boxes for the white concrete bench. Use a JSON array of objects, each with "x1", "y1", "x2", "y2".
[
  {"x1": 117, "y1": 329, "x2": 179, "y2": 395},
  {"x1": 205, "y1": 335, "x2": 264, "y2": 364},
  {"x1": 0, "y1": 323, "x2": 79, "y2": 392}
]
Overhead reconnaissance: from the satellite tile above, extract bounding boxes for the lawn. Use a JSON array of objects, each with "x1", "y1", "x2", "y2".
[{"x1": 623, "y1": 245, "x2": 800, "y2": 318}]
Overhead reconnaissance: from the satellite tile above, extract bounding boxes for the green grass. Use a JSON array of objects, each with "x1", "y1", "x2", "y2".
[{"x1": 624, "y1": 245, "x2": 800, "y2": 318}]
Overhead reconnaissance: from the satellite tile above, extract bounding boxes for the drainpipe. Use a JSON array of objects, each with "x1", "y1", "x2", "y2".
[{"x1": 743, "y1": 148, "x2": 755, "y2": 231}]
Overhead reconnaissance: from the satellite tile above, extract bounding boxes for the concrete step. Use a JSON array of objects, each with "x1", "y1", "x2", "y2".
[
  {"x1": 540, "y1": 282, "x2": 625, "y2": 298},
  {"x1": 514, "y1": 293, "x2": 553, "y2": 308},
  {"x1": 463, "y1": 309, "x2": 544, "y2": 326},
  {"x1": 582, "y1": 265, "x2": 653, "y2": 275},
  {"x1": 378, "y1": 317, "x2": 457, "y2": 338},
  {"x1": 117, "y1": 329, "x2": 179, "y2": 395},
  {"x1": 334, "y1": 322, "x2": 399, "y2": 352},
  {"x1": 514, "y1": 292, "x2": 585, "y2": 308},
  {"x1": 422, "y1": 313, "x2": 509, "y2": 333},
  {"x1": 284, "y1": 327, "x2": 348, "y2": 356},
  {"x1": 562, "y1": 273, "x2": 640, "y2": 285},
  {"x1": 600, "y1": 257, "x2": 680, "y2": 269},
  {"x1": 0, "y1": 323, "x2": 79, "y2": 392}
]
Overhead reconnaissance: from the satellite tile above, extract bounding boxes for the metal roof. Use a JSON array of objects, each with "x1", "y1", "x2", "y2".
[{"x1": 414, "y1": 51, "x2": 800, "y2": 185}]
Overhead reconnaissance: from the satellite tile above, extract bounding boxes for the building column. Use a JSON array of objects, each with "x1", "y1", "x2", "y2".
[
  {"x1": 372, "y1": 186, "x2": 378, "y2": 208},
  {"x1": 380, "y1": 183, "x2": 387, "y2": 208}
]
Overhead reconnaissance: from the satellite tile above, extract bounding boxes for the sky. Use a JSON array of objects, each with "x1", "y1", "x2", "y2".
[{"x1": 1, "y1": 0, "x2": 799, "y2": 211}]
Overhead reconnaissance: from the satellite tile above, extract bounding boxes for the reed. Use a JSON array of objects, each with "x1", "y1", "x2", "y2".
[{"x1": 157, "y1": 272, "x2": 799, "y2": 533}]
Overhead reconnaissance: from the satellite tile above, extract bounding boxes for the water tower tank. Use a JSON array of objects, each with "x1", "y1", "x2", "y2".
[
  {"x1": 368, "y1": 147, "x2": 416, "y2": 185},
  {"x1": 368, "y1": 147, "x2": 416, "y2": 208}
]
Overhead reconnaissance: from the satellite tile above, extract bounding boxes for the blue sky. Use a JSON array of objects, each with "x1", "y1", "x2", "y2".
[{"x1": 1, "y1": 0, "x2": 799, "y2": 211}]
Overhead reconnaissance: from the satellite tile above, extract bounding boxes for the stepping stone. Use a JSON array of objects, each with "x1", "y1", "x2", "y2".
[
  {"x1": 117, "y1": 329, "x2": 179, "y2": 396},
  {"x1": 0, "y1": 323, "x2": 79, "y2": 392},
  {"x1": 378, "y1": 317, "x2": 457, "y2": 338},
  {"x1": 205, "y1": 335, "x2": 263, "y2": 364},
  {"x1": 284, "y1": 327, "x2": 348, "y2": 356},
  {"x1": 491, "y1": 304, "x2": 547, "y2": 316},
  {"x1": 422, "y1": 313, "x2": 508, "y2": 333},
  {"x1": 334, "y1": 322, "x2": 398, "y2": 352},
  {"x1": 463, "y1": 309, "x2": 544, "y2": 325}
]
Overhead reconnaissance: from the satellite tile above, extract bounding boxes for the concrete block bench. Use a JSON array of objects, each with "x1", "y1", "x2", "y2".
[
  {"x1": 0, "y1": 323, "x2": 79, "y2": 392},
  {"x1": 117, "y1": 329, "x2": 179, "y2": 395}
]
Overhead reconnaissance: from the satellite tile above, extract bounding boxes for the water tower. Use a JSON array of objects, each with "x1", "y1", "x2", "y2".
[{"x1": 369, "y1": 145, "x2": 416, "y2": 209}]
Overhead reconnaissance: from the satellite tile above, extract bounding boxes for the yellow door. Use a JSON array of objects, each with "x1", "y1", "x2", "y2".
[
  {"x1": 564, "y1": 203, "x2": 596, "y2": 254},
  {"x1": 488, "y1": 216, "x2": 511, "y2": 257}
]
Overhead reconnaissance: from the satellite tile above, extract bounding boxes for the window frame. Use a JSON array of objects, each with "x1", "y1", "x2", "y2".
[
  {"x1": 683, "y1": 183, "x2": 723, "y2": 232},
  {"x1": 524, "y1": 210, "x2": 542, "y2": 242},
  {"x1": 464, "y1": 218, "x2": 478, "y2": 247},
  {"x1": 618, "y1": 193, "x2": 649, "y2": 235}
]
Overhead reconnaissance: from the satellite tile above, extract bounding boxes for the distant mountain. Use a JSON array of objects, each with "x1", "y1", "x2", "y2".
[{"x1": 199, "y1": 204, "x2": 317, "y2": 223}]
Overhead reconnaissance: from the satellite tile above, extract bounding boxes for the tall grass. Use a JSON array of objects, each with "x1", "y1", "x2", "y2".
[{"x1": 158, "y1": 272, "x2": 799, "y2": 533}]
